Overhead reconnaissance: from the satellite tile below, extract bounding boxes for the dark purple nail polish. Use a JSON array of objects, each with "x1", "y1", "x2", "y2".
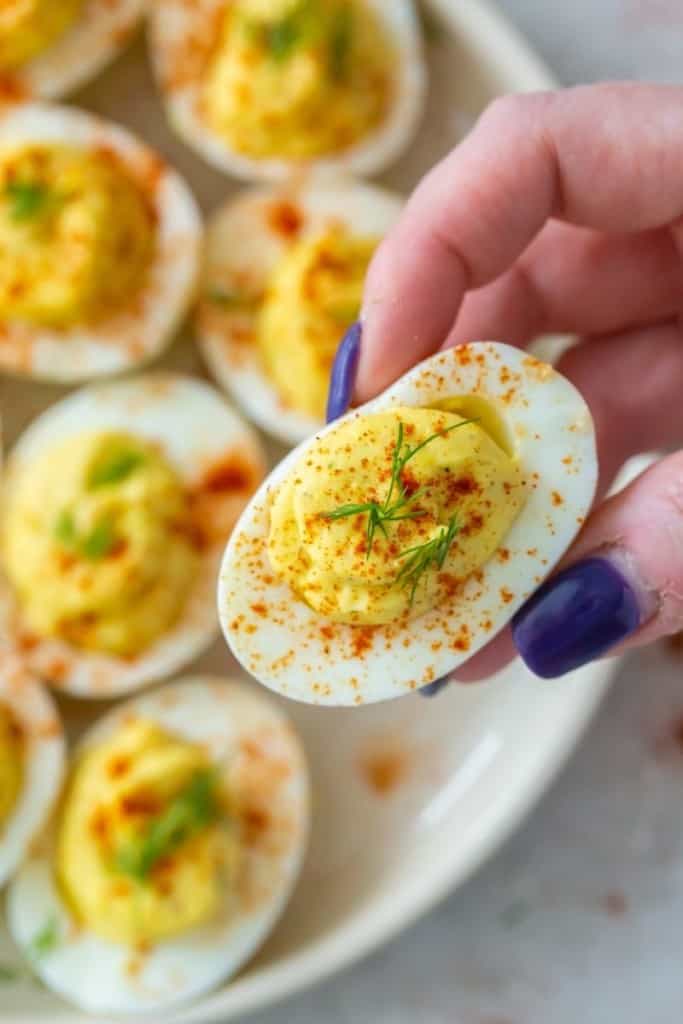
[
  {"x1": 420, "y1": 676, "x2": 451, "y2": 698},
  {"x1": 326, "y1": 321, "x2": 361, "y2": 423},
  {"x1": 512, "y1": 556, "x2": 643, "y2": 679}
]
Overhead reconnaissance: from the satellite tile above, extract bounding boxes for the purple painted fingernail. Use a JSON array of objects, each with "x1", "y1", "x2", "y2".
[
  {"x1": 512, "y1": 552, "x2": 655, "y2": 679},
  {"x1": 420, "y1": 675, "x2": 452, "y2": 698},
  {"x1": 326, "y1": 321, "x2": 361, "y2": 423}
]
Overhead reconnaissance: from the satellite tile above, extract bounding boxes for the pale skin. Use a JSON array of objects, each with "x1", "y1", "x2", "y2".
[{"x1": 354, "y1": 82, "x2": 683, "y2": 681}]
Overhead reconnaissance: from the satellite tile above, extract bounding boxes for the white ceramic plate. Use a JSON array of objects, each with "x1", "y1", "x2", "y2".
[{"x1": 0, "y1": 4, "x2": 634, "y2": 1024}]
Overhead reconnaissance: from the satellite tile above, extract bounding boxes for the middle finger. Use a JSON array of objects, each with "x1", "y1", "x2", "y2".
[{"x1": 446, "y1": 219, "x2": 683, "y2": 350}]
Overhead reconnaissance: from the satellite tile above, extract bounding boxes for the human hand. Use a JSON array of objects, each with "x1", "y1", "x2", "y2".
[{"x1": 326, "y1": 83, "x2": 683, "y2": 688}]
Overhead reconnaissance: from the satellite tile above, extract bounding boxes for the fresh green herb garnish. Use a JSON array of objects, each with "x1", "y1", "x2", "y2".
[
  {"x1": 114, "y1": 770, "x2": 220, "y2": 881},
  {"x1": 208, "y1": 288, "x2": 262, "y2": 312},
  {"x1": 54, "y1": 508, "x2": 78, "y2": 549},
  {"x1": 329, "y1": 4, "x2": 353, "y2": 80},
  {"x1": 396, "y1": 515, "x2": 460, "y2": 605},
  {"x1": 54, "y1": 509, "x2": 118, "y2": 561},
  {"x1": 418, "y1": 2, "x2": 443, "y2": 43},
  {"x1": 4, "y1": 181, "x2": 52, "y2": 222},
  {"x1": 268, "y1": 14, "x2": 302, "y2": 59},
  {"x1": 28, "y1": 916, "x2": 59, "y2": 960},
  {"x1": 324, "y1": 419, "x2": 476, "y2": 556},
  {"x1": 79, "y1": 518, "x2": 117, "y2": 560},
  {"x1": 87, "y1": 449, "x2": 145, "y2": 490}
]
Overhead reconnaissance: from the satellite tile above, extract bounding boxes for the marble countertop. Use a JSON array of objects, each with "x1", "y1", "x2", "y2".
[{"x1": 246, "y1": 4, "x2": 683, "y2": 1023}]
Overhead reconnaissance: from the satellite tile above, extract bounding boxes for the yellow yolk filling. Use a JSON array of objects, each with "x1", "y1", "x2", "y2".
[
  {"x1": 2, "y1": 431, "x2": 199, "y2": 657},
  {"x1": 268, "y1": 407, "x2": 526, "y2": 624},
  {"x1": 258, "y1": 227, "x2": 377, "y2": 419},
  {"x1": 56, "y1": 719, "x2": 236, "y2": 945},
  {"x1": 0, "y1": 144, "x2": 154, "y2": 328},
  {"x1": 0, "y1": 0, "x2": 84, "y2": 72},
  {"x1": 0, "y1": 703, "x2": 23, "y2": 831},
  {"x1": 202, "y1": 0, "x2": 394, "y2": 160}
]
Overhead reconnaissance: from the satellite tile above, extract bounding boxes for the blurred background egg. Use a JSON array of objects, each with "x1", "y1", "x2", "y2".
[
  {"x1": 7, "y1": 675, "x2": 310, "y2": 1016},
  {"x1": 0, "y1": 655, "x2": 65, "y2": 887},
  {"x1": 197, "y1": 178, "x2": 403, "y2": 444},
  {"x1": 0, "y1": 103, "x2": 202, "y2": 382},
  {"x1": 219, "y1": 342, "x2": 598, "y2": 705},
  {"x1": 0, "y1": 0, "x2": 146, "y2": 100},
  {"x1": 0, "y1": 372, "x2": 267, "y2": 698},
  {"x1": 150, "y1": 0, "x2": 427, "y2": 180}
]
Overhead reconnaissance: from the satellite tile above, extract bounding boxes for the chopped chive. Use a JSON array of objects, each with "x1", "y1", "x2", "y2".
[
  {"x1": 28, "y1": 916, "x2": 59, "y2": 960},
  {"x1": 114, "y1": 770, "x2": 220, "y2": 881},
  {"x1": 87, "y1": 449, "x2": 145, "y2": 490}
]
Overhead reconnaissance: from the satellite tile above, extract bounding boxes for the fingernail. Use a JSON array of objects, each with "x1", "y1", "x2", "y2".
[
  {"x1": 420, "y1": 676, "x2": 452, "y2": 698},
  {"x1": 326, "y1": 321, "x2": 361, "y2": 423},
  {"x1": 512, "y1": 552, "x2": 655, "y2": 679}
]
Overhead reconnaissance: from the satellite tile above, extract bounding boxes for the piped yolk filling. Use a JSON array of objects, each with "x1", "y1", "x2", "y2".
[
  {"x1": 0, "y1": 144, "x2": 154, "y2": 329},
  {"x1": 258, "y1": 227, "x2": 378, "y2": 419},
  {"x1": 1, "y1": 431, "x2": 200, "y2": 657},
  {"x1": 0, "y1": 0, "x2": 84, "y2": 72},
  {"x1": 268, "y1": 406, "x2": 527, "y2": 625},
  {"x1": 202, "y1": 0, "x2": 394, "y2": 160},
  {"x1": 56, "y1": 719, "x2": 236, "y2": 945}
]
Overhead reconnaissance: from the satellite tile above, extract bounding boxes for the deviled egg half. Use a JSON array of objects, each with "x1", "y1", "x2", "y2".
[
  {"x1": 0, "y1": 0, "x2": 145, "y2": 100},
  {"x1": 0, "y1": 103, "x2": 201, "y2": 381},
  {"x1": 219, "y1": 342, "x2": 599, "y2": 705},
  {"x1": 0, "y1": 654, "x2": 65, "y2": 888},
  {"x1": 0, "y1": 372, "x2": 267, "y2": 698},
  {"x1": 150, "y1": 0, "x2": 426, "y2": 180},
  {"x1": 7, "y1": 676, "x2": 310, "y2": 1016},
  {"x1": 197, "y1": 179, "x2": 403, "y2": 445}
]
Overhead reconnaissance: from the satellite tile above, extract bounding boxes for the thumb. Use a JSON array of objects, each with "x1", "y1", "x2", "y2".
[{"x1": 511, "y1": 453, "x2": 683, "y2": 678}]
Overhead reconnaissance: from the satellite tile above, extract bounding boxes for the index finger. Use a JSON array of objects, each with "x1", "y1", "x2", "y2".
[{"x1": 357, "y1": 82, "x2": 683, "y2": 401}]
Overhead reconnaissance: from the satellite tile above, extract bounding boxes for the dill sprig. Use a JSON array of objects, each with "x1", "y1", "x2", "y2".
[
  {"x1": 323, "y1": 418, "x2": 475, "y2": 556},
  {"x1": 396, "y1": 515, "x2": 460, "y2": 605},
  {"x1": 27, "y1": 916, "x2": 60, "y2": 960},
  {"x1": 114, "y1": 770, "x2": 220, "y2": 882}
]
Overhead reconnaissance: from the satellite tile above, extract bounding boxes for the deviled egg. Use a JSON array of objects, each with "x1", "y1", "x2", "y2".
[
  {"x1": 0, "y1": 654, "x2": 65, "y2": 887},
  {"x1": 0, "y1": 103, "x2": 201, "y2": 381},
  {"x1": 219, "y1": 342, "x2": 598, "y2": 705},
  {"x1": 0, "y1": 0, "x2": 145, "y2": 100},
  {"x1": 197, "y1": 179, "x2": 403, "y2": 444},
  {"x1": 7, "y1": 676, "x2": 310, "y2": 1016},
  {"x1": 150, "y1": 0, "x2": 426, "y2": 180},
  {"x1": 0, "y1": 372, "x2": 267, "y2": 698}
]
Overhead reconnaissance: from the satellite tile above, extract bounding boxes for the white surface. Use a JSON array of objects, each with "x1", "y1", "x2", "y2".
[{"x1": 0, "y1": 2, "x2": 677, "y2": 1023}]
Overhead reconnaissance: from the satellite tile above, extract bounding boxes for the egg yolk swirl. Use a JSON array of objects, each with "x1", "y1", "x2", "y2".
[
  {"x1": 0, "y1": 144, "x2": 154, "y2": 328},
  {"x1": 202, "y1": 0, "x2": 394, "y2": 160},
  {"x1": 56, "y1": 719, "x2": 236, "y2": 944},
  {"x1": 258, "y1": 227, "x2": 377, "y2": 419},
  {"x1": 268, "y1": 407, "x2": 527, "y2": 624},
  {"x1": 0, "y1": 0, "x2": 84, "y2": 72},
  {"x1": 2, "y1": 431, "x2": 200, "y2": 657}
]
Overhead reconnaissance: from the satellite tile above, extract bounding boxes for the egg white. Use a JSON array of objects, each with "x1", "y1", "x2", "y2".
[
  {"x1": 149, "y1": 0, "x2": 427, "y2": 180},
  {"x1": 197, "y1": 178, "x2": 403, "y2": 445},
  {"x1": 0, "y1": 103, "x2": 202, "y2": 382},
  {"x1": 0, "y1": 0, "x2": 145, "y2": 100},
  {"x1": 0, "y1": 654, "x2": 65, "y2": 887},
  {"x1": 219, "y1": 342, "x2": 599, "y2": 706},
  {"x1": 7, "y1": 676, "x2": 310, "y2": 1016},
  {"x1": 0, "y1": 372, "x2": 267, "y2": 698}
]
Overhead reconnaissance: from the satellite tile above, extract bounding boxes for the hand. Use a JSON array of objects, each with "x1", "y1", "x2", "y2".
[{"x1": 327, "y1": 82, "x2": 683, "y2": 687}]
